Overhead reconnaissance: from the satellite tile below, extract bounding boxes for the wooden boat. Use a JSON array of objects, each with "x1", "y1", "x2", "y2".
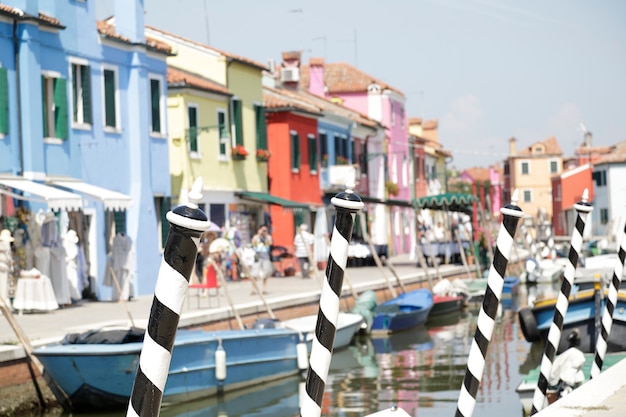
[
  {"x1": 33, "y1": 326, "x2": 304, "y2": 410},
  {"x1": 465, "y1": 275, "x2": 520, "y2": 307},
  {"x1": 370, "y1": 289, "x2": 434, "y2": 334},
  {"x1": 515, "y1": 351, "x2": 626, "y2": 415},
  {"x1": 430, "y1": 294, "x2": 465, "y2": 316},
  {"x1": 518, "y1": 287, "x2": 626, "y2": 353},
  {"x1": 279, "y1": 312, "x2": 364, "y2": 351}
]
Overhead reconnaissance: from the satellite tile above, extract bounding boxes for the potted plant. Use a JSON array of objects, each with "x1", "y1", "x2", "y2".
[
  {"x1": 256, "y1": 149, "x2": 271, "y2": 162},
  {"x1": 232, "y1": 144, "x2": 248, "y2": 160},
  {"x1": 321, "y1": 154, "x2": 328, "y2": 168},
  {"x1": 385, "y1": 180, "x2": 399, "y2": 197},
  {"x1": 336, "y1": 155, "x2": 349, "y2": 165}
]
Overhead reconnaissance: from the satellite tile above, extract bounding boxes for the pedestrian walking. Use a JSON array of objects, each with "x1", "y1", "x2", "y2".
[
  {"x1": 294, "y1": 224, "x2": 314, "y2": 278},
  {"x1": 250, "y1": 224, "x2": 273, "y2": 294}
]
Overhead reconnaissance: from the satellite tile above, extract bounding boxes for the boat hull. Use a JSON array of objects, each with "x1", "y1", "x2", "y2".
[
  {"x1": 371, "y1": 289, "x2": 434, "y2": 334},
  {"x1": 281, "y1": 312, "x2": 363, "y2": 350},
  {"x1": 518, "y1": 289, "x2": 626, "y2": 353},
  {"x1": 34, "y1": 328, "x2": 301, "y2": 410},
  {"x1": 430, "y1": 295, "x2": 464, "y2": 316}
]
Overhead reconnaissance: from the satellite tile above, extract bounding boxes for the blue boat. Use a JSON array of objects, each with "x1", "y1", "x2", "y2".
[
  {"x1": 33, "y1": 327, "x2": 303, "y2": 410},
  {"x1": 518, "y1": 288, "x2": 626, "y2": 353},
  {"x1": 370, "y1": 289, "x2": 434, "y2": 334}
]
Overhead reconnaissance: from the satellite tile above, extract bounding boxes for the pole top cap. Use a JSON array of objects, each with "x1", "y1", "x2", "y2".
[{"x1": 331, "y1": 182, "x2": 364, "y2": 211}]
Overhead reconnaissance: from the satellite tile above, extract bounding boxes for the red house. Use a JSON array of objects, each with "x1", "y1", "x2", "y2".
[
  {"x1": 551, "y1": 163, "x2": 594, "y2": 236},
  {"x1": 263, "y1": 86, "x2": 324, "y2": 247}
]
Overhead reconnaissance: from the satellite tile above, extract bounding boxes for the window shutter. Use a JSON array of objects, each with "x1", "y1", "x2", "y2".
[
  {"x1": 42, "y1": 76, "x2": 48, "y2": 138},
  {"x1": 308, "y1": 134, "x2": 317, "y2": 172},
  {"x1": 218, "y1": 111, "x2": 227, "y2": 155},
  {"x1": 188, "y1": 106, "x2": 198, "y2": 152},
  {"x1": 82, "y1": 65, "x2": 92, "y2": 124},
  {"x1": 150, "y1": 79, "x2": 161, "y2": 133},
  {"x1": 255, "y1": 104, "x2": 267, "y2": 149},
  {"x1": 54, "y1": 77, "x2": 68, "y2": 139},
  {"x1": 104, "y1": 70, "x2": 116, "y2": 128},
  {"x1": 232, "y1": 99, "x2": 243, "y2": 146},
  {"x1": 0, "y1": 68, "x2": 8, "y2": 134},
  {"x1": 291, "y1": 132, "x2": 300, "y2": 170},
  {"x1": 114, "y1": 210, "x2": 127, "y2": 235}
]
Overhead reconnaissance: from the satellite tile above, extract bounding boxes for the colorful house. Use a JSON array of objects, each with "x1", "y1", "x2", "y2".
[
  {"x1": 589, "y1": 143, "x2": 626, "y2": 240},
  {"x1": 0, "y1": 0, "x2": 171, "y2": 298},
  {"x1": 296, "y1": 56, "x2": 411, "y2": 256},
  {"x1": 144, "y1": 25, "x2": 271, "y2": 244},
  {"x1": 551, "y1": 163, "x2": 594, "y2": 236}
]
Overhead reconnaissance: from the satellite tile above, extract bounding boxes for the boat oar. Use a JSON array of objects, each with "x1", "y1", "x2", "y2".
[
  {"x1": 233, "y1": 246, "x2": 276, "y2": 320},
  {"x1": 208, "y1": 256, "x2": 244, "y2": 330},
  {"x1": 359, "y1": 213, "x2": 397, "y2": 298},
  {"x1": 127, "y1": 178, "x2": 211, "y2": 417},
  {"x1": 591, "y1": 218, "x2": 626, "y2": 378},
  {"x1": 530, "y1": 189, "x2": 592, "y2": 415},
  {"x1": 301, "y1": 186, "x2": 363, "y2": 417},
  {"x1": 108, "y1": 265, "x2": 136, "y2": 327},
  {"x1": 381, "y1": 255, "x2": 406, "y2": 294},
  {"x1": 456, "y1": 189, "x2": 523, "y2": 417}
]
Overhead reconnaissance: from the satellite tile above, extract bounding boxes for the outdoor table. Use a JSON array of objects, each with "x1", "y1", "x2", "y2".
[{"x1": 12, "y1": 275, "x2": 59, "y2": 314}]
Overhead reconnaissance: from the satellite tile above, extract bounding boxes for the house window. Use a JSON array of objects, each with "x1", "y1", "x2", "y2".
[
  {"x1": 102, "y1": 66, "x2": 119, "y2": 130},
  {"x1": 600, "y1": 208, "x2": 609, "y2": 225},
  {"x1": 41, "y1": 73, "x2": 68, "y2": 140},
  {"x1": 218, "y1": 109, "x2": 228, "y2": 157},
  {"x1": 520, "y1": 161, "x2": 530, "y2": 175},
  {"x1": 308, "y1": 134, "x2": 317, "y2": 173},
  {"x1": 188, "y1": 104, "x2": 198, "y2": 154},
  {"x1": 549, "y1": 159, "x2": 558, "y2": 174},
  {"x1": 290, "y1": 130, "x2": 300, "y2": 172},
  {"x1": 523, "y1": 189, "x2": 532, "y2": 203},
  {"x1": 70, "y1": 62, "x2": 92, "y2": 126},
  {"x1": 149, "y1": 75, "x2": 165, "y2": 135},
  {"x1": 319, "y1": 132, "x2": 328, "y2": 167},
  {"x1": 0, "y1": 67, "x2": 8, "y2": 135},
  {"x1": 592, "y1": 170, "x2": 607, "y2": 187},
  {"x1": 350, "y1": 138, "x2": 356, "y2": 164},
  {"x1": 231, "y1": 98, "x2": 243, "y2": 146},
  {"x1": 390, "y1": 101, "x2": 396, "y2": 127},
  {"x1": 360, "y1": 142, "x2": 368, "y2": 176},
  {"x1": 155, "y1": 196, "x2": 171, "y2": 250},
  {"x1": 254, "y1": 104, "x2": 267, "y2": 150},
  {"x1": 556, "y1": 184, "x2": 561, "y2": 202}
]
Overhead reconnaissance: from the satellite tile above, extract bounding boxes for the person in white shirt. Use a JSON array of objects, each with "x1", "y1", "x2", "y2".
[{"x1": 293, "y1": 224, "x2": 314, "y2": 278}]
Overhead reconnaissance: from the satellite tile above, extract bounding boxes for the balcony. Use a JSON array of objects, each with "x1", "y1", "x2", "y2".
[{"x1": 320, "y1": 165, "x2": 360, "y2": 190}]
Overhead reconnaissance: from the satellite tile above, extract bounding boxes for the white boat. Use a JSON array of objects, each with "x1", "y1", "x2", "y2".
[{"x1": 280, "y1": 312, "x2": 363, "y2": 350}]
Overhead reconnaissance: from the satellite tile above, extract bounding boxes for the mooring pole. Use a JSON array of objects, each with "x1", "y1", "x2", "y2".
[
  {"x1": 127, "y1": 178, "x2": 210, "y2": 417},
  {"x1": 530, "y1": 189, "x2": 592, "y2": 415},
  {"x1": 455, "y1": 189, "x2": 523, "y2": 417},
  {"x1": 591, "y1": 219, "x2": 626, "y2": 378},
  {"x1": 300, "y1": 186, "x2": 363, "y2": 417}
]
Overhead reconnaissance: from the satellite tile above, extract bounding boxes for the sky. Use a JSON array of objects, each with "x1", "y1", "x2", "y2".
[{"x1": 99, "y1": 0, "x2": 626, "y2": 170}]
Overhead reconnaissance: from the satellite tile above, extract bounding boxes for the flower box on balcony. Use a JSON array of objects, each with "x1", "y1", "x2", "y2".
[
  {"x1": 385, "y1": 181, "x2": 399, "y2": 196},
  {"x1": 256, "y1": 149, "x2": 271, "y2": 162},
  {"x1": 232, "y1": 145, "x2": 248, "y2": 160}
]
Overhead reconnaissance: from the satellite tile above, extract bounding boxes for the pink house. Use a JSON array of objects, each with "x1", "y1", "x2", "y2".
[{"x1": 301, "y1": 58, "x2": 412, "y2": 256}]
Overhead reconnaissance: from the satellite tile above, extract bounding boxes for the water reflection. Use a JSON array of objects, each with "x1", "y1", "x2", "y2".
[{"x1": 49, "y1": 290, "x2": 537, "y2": 417}]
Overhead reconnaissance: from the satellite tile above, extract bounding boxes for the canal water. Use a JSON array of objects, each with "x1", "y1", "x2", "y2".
[{"x1": 46, "y1": 283, "x2": 560, "y2": 417}]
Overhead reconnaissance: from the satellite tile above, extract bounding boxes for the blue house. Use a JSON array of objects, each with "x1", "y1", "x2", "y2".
[{"x1": 0, "y1": 0, "x2": 171, "y2": 300}]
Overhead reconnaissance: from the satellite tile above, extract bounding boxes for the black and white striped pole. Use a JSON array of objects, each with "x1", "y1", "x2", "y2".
[
  {"x1": 591, "y1": 219, "x2": 626, "y2": 378},
  {"x1": 530, "y1": 188, "x2": 592, "y2": 415},
  {"x1": 300, "y1": 186, "x2": 363, "y2": 417},
  {"x1": 127, "y1": 178, "x2": 211, "y2": 417},
  {"x1": 455, "y1": 190, "x2": 523, "y2": 417}
]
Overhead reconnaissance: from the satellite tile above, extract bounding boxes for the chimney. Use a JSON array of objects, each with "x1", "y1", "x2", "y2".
[
  {"x1": 308, "y1": 57, "x2": 325, "y2": 97},
  {"x1": 114, "y1": 0, "x2": 145, "y2": 43},
  {"x1": 584, "y1": 131, "x2": 593, "y2": 147},
  {"x1": 508, "y1": 137, "x2": 517, "y2": 156},
  {"x1": 280, "y1": 51, "x2": 301, "y2": 88}
]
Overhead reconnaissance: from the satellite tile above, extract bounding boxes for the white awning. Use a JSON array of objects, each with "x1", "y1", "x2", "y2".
[
  {"x1": 0, "y1": 177, "x2": 83, "y2": 211},
  {"x1": 48, "y1": 178, "x2": 132, "y2": 211}
]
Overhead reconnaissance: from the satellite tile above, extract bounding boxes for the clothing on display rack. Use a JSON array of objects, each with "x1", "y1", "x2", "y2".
[
  {"x1": 104, "y1": 232, "x2": 135, "y2": 301},
  {"x1": 34, "y1": 212, "x2": 72, "y2": 306},
  {"x1": 0, "y1": 229, "x2": 15, "y2": 301}
]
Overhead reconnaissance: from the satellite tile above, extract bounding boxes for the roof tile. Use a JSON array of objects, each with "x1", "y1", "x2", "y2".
[{"x1": 167, "y1": 67, "x2": 230, "y2": 95}]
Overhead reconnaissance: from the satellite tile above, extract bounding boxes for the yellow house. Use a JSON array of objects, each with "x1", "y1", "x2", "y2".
[
  {"x1": 145, "y1": 26, "x2": 269, "y2": 242},
  {"x1": 504, "y1": 136, "x2": 563, "y2": 220}
]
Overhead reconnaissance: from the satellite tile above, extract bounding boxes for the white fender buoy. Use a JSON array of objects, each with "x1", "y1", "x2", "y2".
[
  {"x1": 296, "y1": 334, "x2": 309, "y2": 371},
  {"x1": 215, "y1": 338, "x2": 227, "y2": 381}
]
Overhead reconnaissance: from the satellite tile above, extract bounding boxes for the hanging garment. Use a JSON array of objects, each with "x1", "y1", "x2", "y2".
[
  {"x1": 0, "y1": 240, "x2": 13, "y2": 301},
  {"x1": 104, "y1": 233, "x2": 135, "y2": 301},
  {"x1": 63, "y1": 230, "x2": 82, "y2": 301}
]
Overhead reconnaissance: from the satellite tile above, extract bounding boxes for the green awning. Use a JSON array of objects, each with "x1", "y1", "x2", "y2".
[
  {"x1": 236, "y1": 191, "x2": 315, "y2": 210},
  {"x1": 413, "y1": 192, "x2": 477, "y2": 212}
]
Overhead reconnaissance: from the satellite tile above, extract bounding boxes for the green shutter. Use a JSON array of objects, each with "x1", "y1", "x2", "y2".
[
  {"x1": 255, "y1": 104, "x2": 267, "y2": 149},
  {"x1": 150, "y1": 79, "x2": 161, "y2": 133},
  {"x1": 104, "y1": 70, "x2": 116, "y2": 128},
  {"x1": 291, "y1": 132, "x2": 300, "y2": 170},
  {"x1": 71, "y1": 65, "x2": 78, "y2": 123},
  {"x1": 42, "y1": 76, "x2": 48, "y2": 138},
  {"x1": 114, "y1": 211, "x2": 126, "y2": 235},
  {"x1": 54, "y1": 77, "x2": 68, "y2": 139},
  {"x1": 82, "y1": 65, "x2": 92, "y2": 124},
  {"x1": 308, "y1": 134, "x2": 317, "y2": 172},
  {"x1": 0, "y1": 68, "x2": 8, "y2": 134},
  {"x1": 188, "y1": 106, "x2": 198, "y2": 152},
  {"x1": 233, "y1": 99, "x2": 243, "y2": 146}
]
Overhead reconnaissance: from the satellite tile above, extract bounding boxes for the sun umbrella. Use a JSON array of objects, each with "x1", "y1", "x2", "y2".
[{"x1": 209, "y1": 237, "x2": 231, "y2": 254}]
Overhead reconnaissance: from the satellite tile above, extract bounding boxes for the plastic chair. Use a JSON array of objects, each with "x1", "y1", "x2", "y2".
[{"x1": 188, "y1": 263, "x2": 220, "y2": 308}]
